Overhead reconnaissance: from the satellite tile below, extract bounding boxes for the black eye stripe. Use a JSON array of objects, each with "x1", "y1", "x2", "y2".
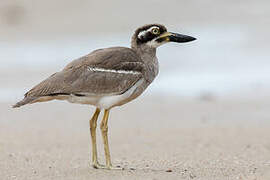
[
  {"x1": 134, "y1": 24, "x2": 167, "y2": 45},
  {"x1": 138, "y1": 27, "x2": 158, "y2": 39},
  {"x1": 139, "y1": 31, "x2": 156, "y2": 42},
  {"x1": 137, "y1": 31, "x2": 164, "y2": 44}
]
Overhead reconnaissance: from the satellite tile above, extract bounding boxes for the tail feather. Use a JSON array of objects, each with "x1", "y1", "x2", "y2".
[{"x1": 12, "y1": 96, "x2": 37, "y2": 108}]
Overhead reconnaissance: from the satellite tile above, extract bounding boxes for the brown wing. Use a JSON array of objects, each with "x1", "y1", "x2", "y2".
[
  {"x1": 63, "y1": 47, "x2": 143, "y2": 70},
  {"x1": 13, "y1": 47, "x2": 145, "y2": 107}
]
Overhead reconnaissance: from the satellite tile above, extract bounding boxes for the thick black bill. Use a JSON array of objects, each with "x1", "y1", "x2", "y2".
[{"x1": 169, "y1": 32, "x2": 196, "y2": 43}]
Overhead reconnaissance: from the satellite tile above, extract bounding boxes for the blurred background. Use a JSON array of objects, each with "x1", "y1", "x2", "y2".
[
  {"x1": 1, "y1": 1, "x2": 270, "y2": 179},
  {"x1": 0, "y1": 0, "x2": 270, "y2": 101}
]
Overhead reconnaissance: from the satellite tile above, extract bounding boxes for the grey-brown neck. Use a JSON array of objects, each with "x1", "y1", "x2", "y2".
[{"x1": 131, "y1": 42, "x2": 159, "y2": 83}]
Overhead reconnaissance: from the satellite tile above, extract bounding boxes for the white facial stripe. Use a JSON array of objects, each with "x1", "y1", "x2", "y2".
[
  {"x1": 138, "y1": 26, "x2": 160, "y2": 39},
  {"x1": 87, "y1": 67, "x2": 141, "y2": 75},
  {"x1": 146, "y1": 36, "x2": 169, "y2": 48},
  {"x1": 138, "y1": 30, "x2": 147, "y2": 39}
]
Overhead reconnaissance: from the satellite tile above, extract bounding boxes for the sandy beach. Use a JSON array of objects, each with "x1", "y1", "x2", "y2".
[{"x1": 1, "y1": 94, "x2": 270, "y2": 180}]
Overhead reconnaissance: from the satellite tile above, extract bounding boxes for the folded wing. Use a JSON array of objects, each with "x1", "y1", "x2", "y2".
[{"x1": 13, "y1": 47, "x2": 145, "y2": 107}]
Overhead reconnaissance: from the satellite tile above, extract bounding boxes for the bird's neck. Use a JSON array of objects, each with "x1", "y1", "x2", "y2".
[
  {"x1": 133, "y1": 45, "x2": 156, "y2": 62},
  {"x1": 132, "y1": 45, "x2": 159, "y2": 83}
]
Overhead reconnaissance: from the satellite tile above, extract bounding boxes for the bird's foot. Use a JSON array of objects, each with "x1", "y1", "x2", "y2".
[
  {"x1": 92, "y1": 162, "x2": 105, "y2": 169},
  {"x1": 106, "y1": 165, "x2": 124, "y2": 170},
  {"x1": 92, "y1": 162, "x2": 124, "y2": 170}
]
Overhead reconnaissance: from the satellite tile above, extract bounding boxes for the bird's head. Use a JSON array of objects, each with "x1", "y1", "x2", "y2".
[{"x1": 131, "y1": 24, "x2": 196, "y2": 49}]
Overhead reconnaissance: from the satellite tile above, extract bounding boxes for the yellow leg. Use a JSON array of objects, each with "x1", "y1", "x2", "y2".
[
  {"x1": 89, "y1": 108, "x2": 104, "y2": 168},
  {"x1": 100, "y1": 109, "x2": 112, "y2": 168},
  {"x1": 100, "y1": 109, "x2": 123, "y2": 170}
]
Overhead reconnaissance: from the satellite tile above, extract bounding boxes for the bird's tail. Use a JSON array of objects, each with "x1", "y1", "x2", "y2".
[{"x1": 12, "y1": 96, "x2": 36, "y2": 108}]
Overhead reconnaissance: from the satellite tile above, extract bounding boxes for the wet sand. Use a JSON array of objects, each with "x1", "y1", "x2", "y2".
[{"x1": 1, "y1": 96, "x2": 270, "y2": 180}]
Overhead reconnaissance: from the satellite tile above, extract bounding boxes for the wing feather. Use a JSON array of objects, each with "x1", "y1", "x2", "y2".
[{"x1": 24, "y1": 47, "x2": 145, "y2": 98}]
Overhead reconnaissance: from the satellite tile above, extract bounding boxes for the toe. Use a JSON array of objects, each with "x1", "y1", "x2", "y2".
[
  {"x1": 107, "y1": 165, "x2": 124, "y2": 170},
  {"x1": 92, "y1": 163, "x2": 105, "y2": 169}
]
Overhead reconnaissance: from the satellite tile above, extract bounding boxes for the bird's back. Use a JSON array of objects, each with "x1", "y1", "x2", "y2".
[{"x1": 13, "y1": 47, "x2": 146, "y2": 108}]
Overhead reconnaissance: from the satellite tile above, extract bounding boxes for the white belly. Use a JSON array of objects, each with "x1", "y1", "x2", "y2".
[{"x1": 67, "y1": 79, "x2": 143, "y2": 109}]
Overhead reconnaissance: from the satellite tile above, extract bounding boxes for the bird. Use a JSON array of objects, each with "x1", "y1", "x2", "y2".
[{"x1": 13, "y1": 24, "x2": 196, "y2": 170}]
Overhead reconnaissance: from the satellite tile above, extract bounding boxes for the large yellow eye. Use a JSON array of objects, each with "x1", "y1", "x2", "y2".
[{"x1": 152, "y1": 27, "x2": 160, "y2": 35}]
